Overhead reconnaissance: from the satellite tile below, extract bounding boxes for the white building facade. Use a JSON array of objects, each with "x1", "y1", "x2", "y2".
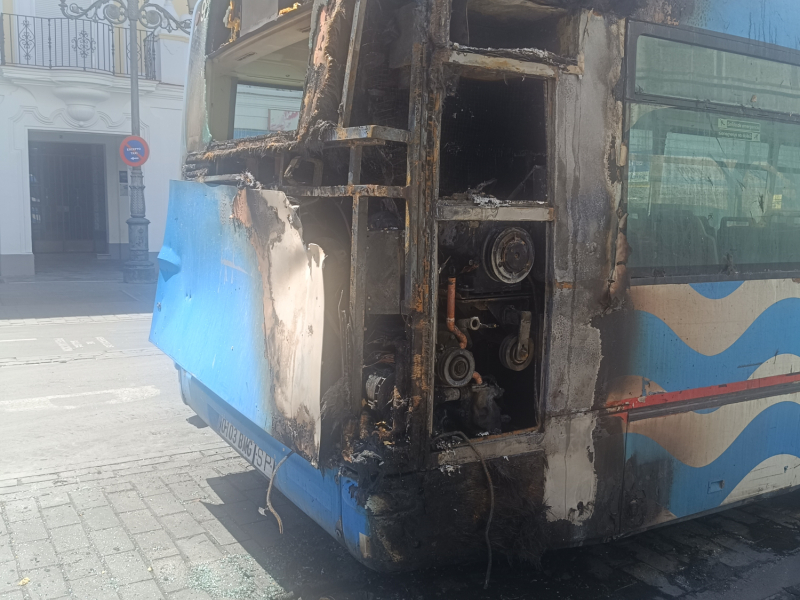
[{"x1": 0, "y1": 0, "x2": 191, "y2": 277}]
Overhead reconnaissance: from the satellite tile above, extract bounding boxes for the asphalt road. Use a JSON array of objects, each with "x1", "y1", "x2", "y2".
[{"x1": 3, "y1": 269, "x2": 800, "y2": 599}]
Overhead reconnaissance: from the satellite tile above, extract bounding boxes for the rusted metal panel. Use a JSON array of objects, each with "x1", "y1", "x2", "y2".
[
  {"x1": 365, "y1": 230, "x2": 404, "y2": 315},
  {"x1": 403, "y1": 0, "x2": 435, "y2": 467},
  {"x1": 448, "y1": 49, "x2": 560, "y2": 78},
  {"x1": 322, "y1": 125, "x2": 411, "y2": 144},
  {"x1": 281, "y1": 184, "x2": 408, "y2": 198},
  {"x1": 297, "y1": 0, "x2": 354, "y2": 142},
  {"x1": 436, "y1": 201, "x2": 554, "y2": 222}
]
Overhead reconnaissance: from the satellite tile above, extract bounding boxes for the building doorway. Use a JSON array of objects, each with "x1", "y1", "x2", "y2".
[{"x1": 29, "y1": 141, "x2": 108, "y2": 254}]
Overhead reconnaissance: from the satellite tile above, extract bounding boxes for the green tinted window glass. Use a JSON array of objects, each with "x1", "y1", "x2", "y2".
[
  {"x1": 635, "y1": 35, "x2": 800, "y2": 116},
  {"x1": 626, "y1": 104, "x2": 800, "y2": 272}
]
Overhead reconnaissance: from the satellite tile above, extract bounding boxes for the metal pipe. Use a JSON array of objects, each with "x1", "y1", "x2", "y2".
[
  {"x1": 446, "y1": 277, "x2": 468, "y2": 349},
  {"x1": 122, "y1": 2, "x2": 155, "y2": 282}
]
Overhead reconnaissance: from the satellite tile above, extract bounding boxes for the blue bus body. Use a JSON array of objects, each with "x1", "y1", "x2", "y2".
[{"x1": 151, "y1": 0, "x2": 800, "y2": 570}]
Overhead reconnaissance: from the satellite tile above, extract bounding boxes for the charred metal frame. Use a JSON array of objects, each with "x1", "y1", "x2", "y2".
[
  {"x1": 423, "y1": 1, "x2": 560, "y2": 457},
  {"x1": 190, "y1": 0, "x2": 581, "y2": 470}
]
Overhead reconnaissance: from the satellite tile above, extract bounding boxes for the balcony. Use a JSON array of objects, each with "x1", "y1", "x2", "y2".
[{"x1": 0, "y1": 14, "x2": 159, "y2": 81}]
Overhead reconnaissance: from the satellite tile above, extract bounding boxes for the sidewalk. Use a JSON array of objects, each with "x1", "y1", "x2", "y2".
[
  {"x1": 0, "y1": 255, "x2": 155, "y2": 321},
  {"x1": 0, "y1": 445, "x2": 361, "y2": 600}
]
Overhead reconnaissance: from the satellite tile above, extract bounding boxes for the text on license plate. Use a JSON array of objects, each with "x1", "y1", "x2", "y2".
[{"x1": 218, "y1": 417, "x2": 276, "y2": 479}]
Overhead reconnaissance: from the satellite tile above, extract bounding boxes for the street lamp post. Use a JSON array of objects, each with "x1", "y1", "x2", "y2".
[{"x1": 59, "y1": 0, "x2": 190, "y2": 283}]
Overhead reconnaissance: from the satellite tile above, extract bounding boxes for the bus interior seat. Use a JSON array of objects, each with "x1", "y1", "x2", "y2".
[
  {"x1": 718, "y1": 217, "x2": 760, "y2": 264},
  {"x1": 628, "y1": 208, "x2": 719, "y2": 268},
  {"x1": 769, "y1": 214, "x2": 800, "y2": 263}
]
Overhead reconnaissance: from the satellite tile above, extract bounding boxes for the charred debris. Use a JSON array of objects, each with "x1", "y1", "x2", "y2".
[
  {"x1": 188, "y1": 0, "x2": 622, "y2": 554},
  {"x1": 190, "y1": 0, "x2": 569, "y2": 468}
]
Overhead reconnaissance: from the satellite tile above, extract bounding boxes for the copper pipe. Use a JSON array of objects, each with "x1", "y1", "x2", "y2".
[
  {"x1": 472, "y1": 372, "x2": 483, "y2": 385},
  {"x1": 447, "y1": 277, "x2": 468, "y2": 349}
]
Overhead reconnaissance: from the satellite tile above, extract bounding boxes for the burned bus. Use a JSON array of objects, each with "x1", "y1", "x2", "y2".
[{"x1": 150, "y1": 0, "x2": 800, "y2": 577}]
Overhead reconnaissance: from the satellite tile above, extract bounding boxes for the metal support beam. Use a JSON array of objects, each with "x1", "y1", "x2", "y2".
[
  {"x1": 281, "y1": 185, "x2": 408, "y2": 198},
  {"x1": 436, "y1": 202, "x2": 555, "y2": 221},
  {"x1": 323, "y1": 125, "x2": 411, "y2": 144},
  {"x1": 448, "y1": 49, "x2": 560, "y2": 78},
  {"x1": 339, "y1": 0, "x2": 368, "y2": 128},
  {"x1": 348, "y1": 146, "x2": 363, "y2": 185},
  {"x1": 349, "y1": 194, "x2": 369, "y2": 414}
]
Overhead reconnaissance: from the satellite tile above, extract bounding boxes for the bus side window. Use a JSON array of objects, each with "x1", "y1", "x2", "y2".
[{"x1": 624, "y1": 34, "x2": 800, "y2": 276}]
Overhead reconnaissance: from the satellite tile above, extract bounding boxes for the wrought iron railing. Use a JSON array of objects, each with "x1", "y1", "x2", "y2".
[{"x1": 0, "y1": 14, "x2": 159, "y2": 80}]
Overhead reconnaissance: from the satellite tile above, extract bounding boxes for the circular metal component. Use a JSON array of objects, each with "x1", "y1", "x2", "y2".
[
  {"x1": 365, "y1": 372, "x2": 395, "y2": 414},
  {"x1": 104, "y1": 5, "x2": 120, "y2": 20},
  {"x1": 499, "y1": 334, "x2": 534, "y2": 371},
  {"x1": 437, "y1": 347, "x2": 476, "y2": 387},
  {"x1": 457, "y1": 317, "x2": 481, "y2": 331},
  {"x1": 485, "y1": 227, "x2": 535, "y2": 284}
]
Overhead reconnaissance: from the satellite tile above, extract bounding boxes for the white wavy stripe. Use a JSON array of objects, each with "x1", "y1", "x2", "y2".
[
  {"x1": 627, "y1": 390, "x2": 800, "y2": 468},
  {"x1": 630, "y1": 279, "x2": 800, "y2": 356},
  {"x1": 722, "y1": 455, "x2": 800, "y2": 506},
  {"x1": 606, "y1": 354, "x2": 800, "y2": 404},
  {"x1": 749, "y1": 354, "x2": 800, "y2": 379}
]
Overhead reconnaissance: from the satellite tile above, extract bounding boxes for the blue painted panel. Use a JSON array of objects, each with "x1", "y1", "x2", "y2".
[
  {"x1": 179, "y1": 370, "x2": 370, "y2": 548},
  {"x1": 341, "y1": 477, "x2": 368, "y2": 559},
  {"x1": 689, "y1": 281, "x2": 744, "y2": 300},
  {"x1": 626, "y1": 401, "x2": 800, "y2": 517},
  {"x1": 150, "y1": 181, "x2": 371, "y2": 563},
  {"x1": 688, "y1": 0, "x2": 800, "y2": 50},
  {"x1": 628, "y1": 299, "x2": 800, "y2": 392},
  {"x1": 149, "y1": 180, "x2": 272, "y2": 430}
]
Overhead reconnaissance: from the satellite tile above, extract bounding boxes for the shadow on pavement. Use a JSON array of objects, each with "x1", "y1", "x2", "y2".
[
  {"x1": 0, "y1": 255, "x2": 157, "y2": 319},
  {"x1": 197, "y1": 473, "x2": 673, "y2": 600},
  {"x1": 196, "y1": 471, "x2": 800, "y2": 600}
]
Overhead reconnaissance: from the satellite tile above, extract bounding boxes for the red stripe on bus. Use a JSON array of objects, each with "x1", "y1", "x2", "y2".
[{"x1": 606, "y1": 372, "x2": 800, "y2": 411}]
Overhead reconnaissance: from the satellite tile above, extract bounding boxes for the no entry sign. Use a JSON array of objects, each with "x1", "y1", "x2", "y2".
[{"x1": 120, "y1": 136, "x2": 150, "y2": 167}]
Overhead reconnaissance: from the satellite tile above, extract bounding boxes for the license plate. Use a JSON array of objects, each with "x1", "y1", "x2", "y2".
[{"x1": 218, "y1": 417, "x2": 276, "y2": 479}]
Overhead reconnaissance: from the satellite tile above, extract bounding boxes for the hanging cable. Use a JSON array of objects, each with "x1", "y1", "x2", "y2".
[
  {"x1": 261, "y1": 450, "x2": 295, "y2": 534},
  {"x1": 432, "y1": 431, "x2": 494, "y2": 590}
]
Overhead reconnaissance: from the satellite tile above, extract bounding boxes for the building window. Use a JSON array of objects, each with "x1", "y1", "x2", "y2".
[{"x1": 232, "y1": 84, "x2": 302, "y2": 139}]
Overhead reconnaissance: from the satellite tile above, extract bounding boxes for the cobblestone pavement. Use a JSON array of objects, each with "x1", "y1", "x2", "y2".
[{"x1": 4, "y1": 443, "x2": 800, "y2": 600}]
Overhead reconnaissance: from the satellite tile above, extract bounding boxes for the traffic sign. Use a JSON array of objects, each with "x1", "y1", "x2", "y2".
[{"x1": 120, "y1": 136, "x2": 150, "y2": 167}]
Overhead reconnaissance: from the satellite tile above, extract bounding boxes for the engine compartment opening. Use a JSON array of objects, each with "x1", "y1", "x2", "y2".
[
  {"x1": 439, "y1": 75, "x2": 548, "y2": 201},
  {"x1": 434, "y1": 220, "x2": 546, "y2": 437}
]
